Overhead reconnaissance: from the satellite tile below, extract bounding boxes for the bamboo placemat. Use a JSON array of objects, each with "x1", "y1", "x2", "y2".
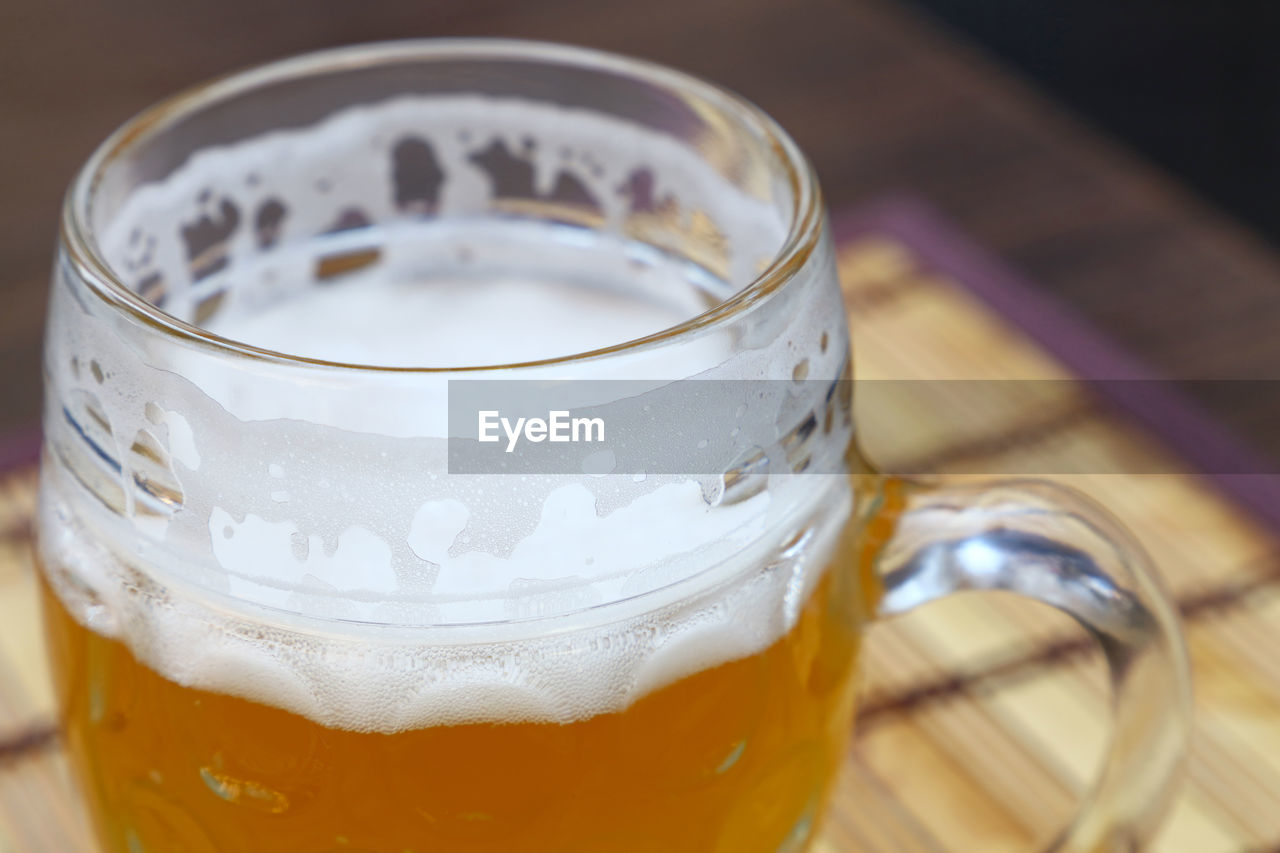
[{"x1": 2, "y1": 201, "x2": 1278, "y2": 852}]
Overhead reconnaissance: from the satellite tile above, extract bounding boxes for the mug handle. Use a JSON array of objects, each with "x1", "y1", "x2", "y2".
[{"x1": 871, "y1": 477, "x2": 1192, "y2": 852}]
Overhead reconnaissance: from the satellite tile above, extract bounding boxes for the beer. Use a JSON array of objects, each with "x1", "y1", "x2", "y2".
[{"x1": 40, "y1": 507, "x2": 874, "y2": 852}]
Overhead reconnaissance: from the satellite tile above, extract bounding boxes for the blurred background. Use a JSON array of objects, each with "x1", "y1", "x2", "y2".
[
  {"x1": 909, "y1": 0, "x2": 1280, "y2": 245},
  {"x1": 4, "y1": 0, "x2": 1280, "y2": 448}
]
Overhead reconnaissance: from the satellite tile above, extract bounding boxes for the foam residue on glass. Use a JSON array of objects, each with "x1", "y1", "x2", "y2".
[{"x1": 43, "y1": 92, "x2": 856, "y2": 730}]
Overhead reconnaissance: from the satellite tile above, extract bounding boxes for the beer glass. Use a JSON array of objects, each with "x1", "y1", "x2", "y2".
[{"x1": 39, "y1": 41, "x2": 1189, "y2": 852}]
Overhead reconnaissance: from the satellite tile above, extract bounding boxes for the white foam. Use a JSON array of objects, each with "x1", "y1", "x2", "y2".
[
  {"x1": 204, "y1": 246, "x2": 709, "y2": 367},
  {"x1": 44, "y1": 88, "x2": 856, "y2": 731},
  {"x1": 42, "y1": 464, "x2": 851, "y2": 732}
]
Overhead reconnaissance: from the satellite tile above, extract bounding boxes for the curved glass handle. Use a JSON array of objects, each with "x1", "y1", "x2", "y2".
[{"x1": 874, "y1": 477, "x2": 1192, "y2": 852}]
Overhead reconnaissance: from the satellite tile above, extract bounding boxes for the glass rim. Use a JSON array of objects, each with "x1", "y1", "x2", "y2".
[{"x1": 59, "y1": 38, "x2": 824, "y2": 374}]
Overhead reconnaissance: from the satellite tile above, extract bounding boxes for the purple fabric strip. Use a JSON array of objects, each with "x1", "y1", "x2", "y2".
[{"x1": 833, "y1": 194, "x2": 1280, "y2": 532}]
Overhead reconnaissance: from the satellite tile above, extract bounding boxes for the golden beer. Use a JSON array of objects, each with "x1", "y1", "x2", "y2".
[{"x1": 41, "y1": 506, "x2": 881, "y2": 852}]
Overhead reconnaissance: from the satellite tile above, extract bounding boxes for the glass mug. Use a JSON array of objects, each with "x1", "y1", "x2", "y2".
[{"x1": 38, "y1": 41, "x2": 1190, "y2": 852}]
